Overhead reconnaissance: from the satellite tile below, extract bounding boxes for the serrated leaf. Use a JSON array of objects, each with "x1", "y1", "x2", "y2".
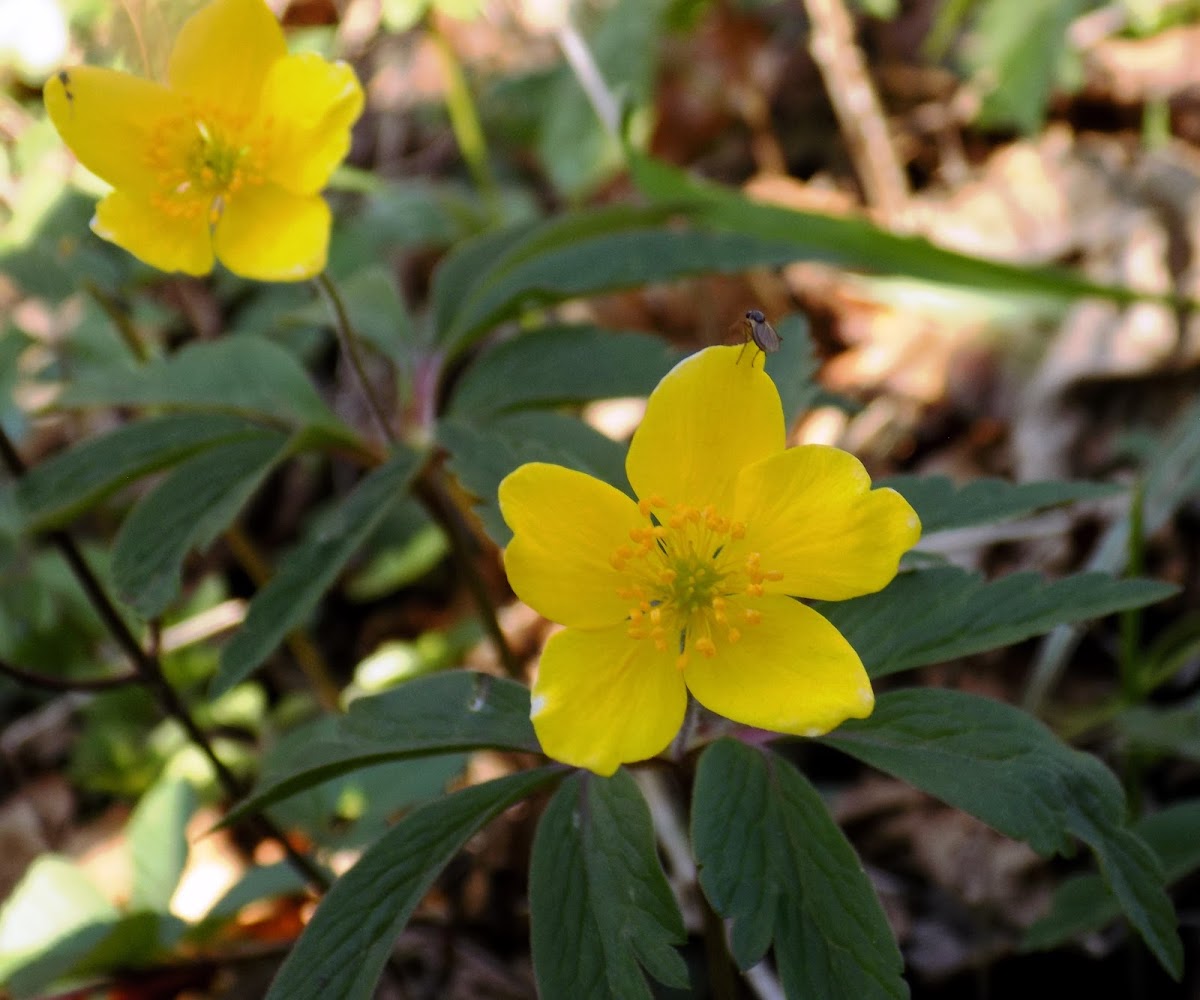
[
  {"x1": 265, "y1": 768, "x2": 560, "y2": 1000},
  {"x1": 817, "y1": 567, "x2": 1177, "y2": 679},
  {"x1": 127, "y1": 778, "x2": 196, "y2": 911},
  {"x1": 214, "y1": 447, "x2": 424, "y2": 696},
  {"x1": 12, "y1": 413, "x2": 262, "y2": 531},
  {"x1": 880, "y1": 475, "x2": 1119, "y2": 535},
  {"x1": 531, "y1": 770, "x2": 687, "y2": 999},
  {"x1": 55, "y1": 336, "x2": 355, "y2": 443},
  {"x1": 692, "y1": 740, "x2": 906, "y2": 999},
  {"x1": 1024, "y1": 799, "x2": 1200, "y2": 952},
  {"x1": 112, "y1": 432, "x2": 291, "y2": 619},
  {"x1": 223, "y1": 671, "x2": 537, "y2": 826},
  {"x1": 440, "y1": 412, "x2": 628, "y2": 547},
  {"x1": 822, "y1": 688, "x2": 1182, "y2": 977},
  {"x1": 448, "y1": 325, "x2": 682, "y2": 417}
]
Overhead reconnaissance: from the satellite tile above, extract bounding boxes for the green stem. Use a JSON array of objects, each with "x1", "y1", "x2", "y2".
[
  {"x1": 0, "y1": 426, "x2": 331, "y2": 893},
  {"x1": 427, "y1": 20, "x2": 499, "y2": 209},
  {"x1": 1119, "y1": 481, "x2": 1146, "y2": 702},
  {"x1": 316, "y1": 272, "x2": 520, "y2": 680},
  {"x1": 315, "y1": 272, "x2": 396, "y2": 446}
]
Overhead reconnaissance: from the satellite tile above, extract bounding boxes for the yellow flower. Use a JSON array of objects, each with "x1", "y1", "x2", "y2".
[
  {"x1": 499, "y1": 345, "x2": 921, "y2": 776},
  {"x1": 42, "y1": 0, "x2": 363, "y2": 282}
]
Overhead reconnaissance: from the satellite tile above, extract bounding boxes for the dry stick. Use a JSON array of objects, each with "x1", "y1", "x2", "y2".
[
  {"x1": 0, "y1": 427, "x2": 331, "y2": 893},
  {"x1": 314, "y1": 273, "x2": 522, "y2": 680},
  {"x1": 802, "y1": 0, "x2": 910, "y2": 224}
]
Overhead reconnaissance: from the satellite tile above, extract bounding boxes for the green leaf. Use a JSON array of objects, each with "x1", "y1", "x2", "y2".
[
  {"x1": 127, "y1": 777, "x2": 197, "y2": 911},
  {"x1": 822, "y1": 688, "x2": 1182, "y2": 977},
  {"x1": 202, "y1": 863, "x2": 308, "y2": 923},
  {"x1": 964, "y1": 0, "x2": 1086, "y2": 132},
  {"x1": 55, "y1": 336, "x2": 356, "y2": 443},
  {"x1": 692, "y1": 740, "x2": 906, "y2": 999},
  {"x1": 3, "y1": 912, "x2": 187, "y2": 1000},
  {"x1": 12, "y1": 413, "x2": 263, "y2": 531},
  {"x1": 537, "y1": 0, "x2": 669, "y2": 197},
  {"x1": 443, "y1": 228, "x2": 814, "y2": 353},
  {"x1": 0, "y1": 856, "x2": 116, "y2": 983},
  {"x1": 631, "y1": 153, "x2": 1165, "y2": 307},
  {"x1": 880, "y1": 475, "x2": 1120, "y2": 534},
  {"x1": 213, "y1": 447, "x2": 424, "y2": 696},
  {"x1": 817, "y1": 567, "x2": 1177, "y2": 679},
  {"x1": 432, "y1": 219, "x2": 541, "y2": 340},
  {"x1": 448, "y1": 325, "x2": 682, "y2": 417},
  {"x1": 265, "y1": 768, "x2": 560, "y2": 1000},
  {"x1": 282, "y1": 267, "x2": 415, "y2": 363},
  {"x1": 531, "y1": 770, "x2": 688, "y2": 999},
  {"x1": 1116, "y1": 697, "x2": 1200, "y2": 762},
  {"x1": 1024, "y1": 799, "x2": 1200, "y2": 952},
  {"x1": 223, "y1": 671, "x2": 537, "y2": 826},
  {"x1": 440, "y1": 411, "x2": 628, "y2": 547},
  {"x1": 112, "y1": 431, "x2": 291, "y2": 619}
]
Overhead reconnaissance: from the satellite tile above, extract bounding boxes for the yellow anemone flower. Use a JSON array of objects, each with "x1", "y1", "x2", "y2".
[
  {"x1": 499, "y1": 345, "x2": 921, "y2": 776},
  {"x1": 42, "y1": 0, "x2": 363, "y2": 282}
]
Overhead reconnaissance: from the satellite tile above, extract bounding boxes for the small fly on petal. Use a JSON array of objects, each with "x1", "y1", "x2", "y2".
[{"x1": 736, "y1": 309, "x2": 782, "y2": 366}]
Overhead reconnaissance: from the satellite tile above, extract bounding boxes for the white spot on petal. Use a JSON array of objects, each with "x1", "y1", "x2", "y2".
[
  {"x1": 530, "y1": 694, "x2": 546, "y2": 717},
  {"x1": 803, "y1": 726, "x2": 823, "y2": 738}
]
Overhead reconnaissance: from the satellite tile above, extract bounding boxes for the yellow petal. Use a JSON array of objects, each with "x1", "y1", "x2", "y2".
[
  {"x1": 168, "y1": 0, "x2": 286, "y2": 114},
  {"x1": 684, "y1": 596, "x2": 873, "y2": 736},
  {"x1": 532, "y1": 625, "x2": 688, "y2": 775},
  {"x1": 626, "y1": 345, "x2": 784, "y2": 513},
  {"x1": 257, "y1": 54, "x2": 364, "y2": 196},
  {"x1": 734, "y1": 445, "x2": 921, "y2": 600},
  {"x1": 213, "y1": 184, "x2": 329, "y2": 281},
  {"x1": 92, "y1": 190, "x2": 214, "y2": 275},
  {"x1": 500, "y1": 463, "x2": 644, "y2": 629},
  {"x1": 44, "y1": 67, "x2": 180, "y2": 191}
]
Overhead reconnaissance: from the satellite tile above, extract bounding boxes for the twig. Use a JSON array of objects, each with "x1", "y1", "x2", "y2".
[
  {"x1": 802, "y1": 0, "x2": 910, "y2": 224},
  {"x1": 0, "y1": 426, "x2": 330, "y2": 892},
  {"x1": 0, "y1": 656, "x2": 138, "y2": 692}
]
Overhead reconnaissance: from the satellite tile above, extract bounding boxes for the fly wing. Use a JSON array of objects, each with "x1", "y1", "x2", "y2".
[{"x1": 750, "y1": 318, "x2": 782, "y2": 353}]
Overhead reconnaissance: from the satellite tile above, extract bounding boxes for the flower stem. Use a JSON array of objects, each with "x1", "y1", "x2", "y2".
[
  {"x1": 315, "y1": 272, "x2": 520, "y2": 679},
  {"x1": 0, "y1": 426, "x2": 331, "y2": 893},
  {"x1": 314, "y1": 272, "x2": 396, "y2": 446}
]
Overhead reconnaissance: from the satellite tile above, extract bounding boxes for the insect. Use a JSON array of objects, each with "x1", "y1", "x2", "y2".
[{"x1": 736, "y1": 309, "x2": 782, "y2": 366}]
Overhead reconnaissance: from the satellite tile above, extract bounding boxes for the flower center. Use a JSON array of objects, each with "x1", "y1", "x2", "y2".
[
  {"x1": 610, "y1": 496, "x2": 783, "y2": 669},
  {"x1": 144, "y1": 102, "x2": 273, "y2": 224}
]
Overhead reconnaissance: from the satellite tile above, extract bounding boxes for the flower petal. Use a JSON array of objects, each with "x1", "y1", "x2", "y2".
[
  {"x1": 213, "y1": 184, "x2": 329, "y2": 281},
  {"x1": 500, "y1": 463, "x2": 644, "y2": 629},
  {"x1": 44, "y1": 67, "x2": 180, "y2": 191},
  {"x1": 532, "y1": 625, "x2": 687, "y2": 775},
  {"x1": 168, "y1": 0, "x2": 286, "y2": 114},
  {"x1": 626, "y1": 345, "x2": 784, "y2": 512},
  {"x1": 92, "y1": 190, "x2": 214, "y2": 275},
  {"x1": 257, "y1": 53, "x2": 364, "y2": 196},
  {"x1": 734, "y1": 444, "x2": 921, "y2": 600},
  {"x1": 684, "y1": 596, "x2": 873, "y2": 736}
]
